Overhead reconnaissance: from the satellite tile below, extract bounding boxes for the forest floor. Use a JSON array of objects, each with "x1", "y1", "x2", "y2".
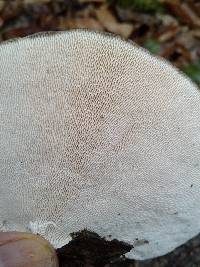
[{"x1": 0, "y1": 0, "x2": 200, "y2": 266}]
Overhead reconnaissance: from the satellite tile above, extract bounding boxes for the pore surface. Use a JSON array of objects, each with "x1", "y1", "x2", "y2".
[{"x1": 0, "y1": 30, "x2": 200, "y2": 260}]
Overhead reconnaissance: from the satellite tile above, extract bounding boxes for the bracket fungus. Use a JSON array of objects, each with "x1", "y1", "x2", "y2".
[{"x1": 0, "y1": 30, "x2": 200, "y2": 260}]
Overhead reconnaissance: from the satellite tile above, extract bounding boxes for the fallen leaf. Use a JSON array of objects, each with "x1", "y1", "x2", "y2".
[
  {"x1": 192, "y1": 29, "x2": 200, "y2": 39},
  {"x1": 181, "y1": 3, "x2": 200, "y2": 27},
  {"x1": 157, "y1": 25, "x2": 180, "y2": 42},
  {"x1": 156, "y1": 13, "x2": 178, "y2": 27},
  {"x1": 95, "y1": 5, "x2": 133, "y2": 38},
  {"x1": 23, "y1": 0, "x2": 51, "y2": 3},
  {"x1": 60, "y1": 17, "x2": 104, "y2": 31},
  {"x1": 0, "y1": 0, "x2": 5, "y2": 11},
  {"x1": 176, "y1": 29, "x2": 198, "y2": 49},
  {"x1": 167, "y1": 2, "x2": 200, "y2": 27},
  {"x1": 0, "y1": 16, "x2": 3, "y2": 27},
  {"x1": 161, "y1": 42, "x2": 192, "y2": 67},
  {"x1": 79, "y1": 0, "x2": 105, "y2": 3}
]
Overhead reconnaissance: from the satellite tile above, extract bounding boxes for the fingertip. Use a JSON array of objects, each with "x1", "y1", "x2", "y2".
[{"x1": 0, "y1": 232, "x2": 59, "y2": 267}]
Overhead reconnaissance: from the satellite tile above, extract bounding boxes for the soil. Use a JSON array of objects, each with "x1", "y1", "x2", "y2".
[
  {"x1": 56, "y1": 230, "x2": 200, "y2": 267},
  {"x1": 56, "y1": 230, "x2": 133, "y2": 267}
]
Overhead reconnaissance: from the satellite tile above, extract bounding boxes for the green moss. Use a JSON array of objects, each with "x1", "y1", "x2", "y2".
[
  {"x1": 182, "y1": 60, "x2": 200, "y2": 86},
  {"x1": 109, "y1": 0, "x2": 164, "y2": 13},
  {"x1": 143, "y1": 39, "x2": 161, "y2": 54}
]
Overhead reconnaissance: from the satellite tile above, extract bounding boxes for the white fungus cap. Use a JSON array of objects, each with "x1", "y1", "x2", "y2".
[{"x1": 0, "y1": 30, "x2": 200, "y2": 260}]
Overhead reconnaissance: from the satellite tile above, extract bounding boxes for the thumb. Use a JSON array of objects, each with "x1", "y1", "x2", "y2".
[{"x1": 0, "y1": 232, "x2": 59, "y2": 267}]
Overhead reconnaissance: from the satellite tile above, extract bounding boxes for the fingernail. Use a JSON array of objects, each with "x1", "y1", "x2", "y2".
[{"x1": 0, "y1": 231, "x2": 59, "y2": 267}]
